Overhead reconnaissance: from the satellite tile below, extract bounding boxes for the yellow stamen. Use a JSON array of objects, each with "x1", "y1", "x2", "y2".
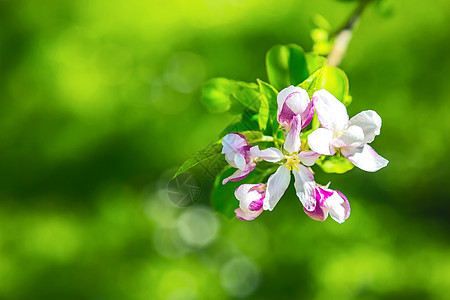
[{"x1": 285, "y1": 154, "x2": 300, "y2": 171}]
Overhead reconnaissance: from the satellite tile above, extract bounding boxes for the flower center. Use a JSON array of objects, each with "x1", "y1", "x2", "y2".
[
  {"x1": 336, "y1": 130, "x2": 345, "y2": 138},
  {"x1": 285, "y1": 154, "x2": 300, "y2": 171}
]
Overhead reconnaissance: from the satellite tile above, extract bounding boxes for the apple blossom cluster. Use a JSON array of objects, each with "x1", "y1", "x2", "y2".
[{"x1": 221, "y1": 86, "x2": 388, "y2": 223}]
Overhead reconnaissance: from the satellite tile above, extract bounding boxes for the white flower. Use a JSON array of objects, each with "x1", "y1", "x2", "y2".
[
  {"x1": 234, "y1": 183, "x2": 266, "y2": 221},
  {"x1": 304, "y1": 183, "x2": 350, "y2": 224},
  {"x1": 277, "y1": 86, "x2": 315, "y2": 153},
  {"x1": 222, "y1": 133, "x2": 283, "y2": 184},
  {"x1": 308, "y1": 89, "x2": 389, "y2": 172}
]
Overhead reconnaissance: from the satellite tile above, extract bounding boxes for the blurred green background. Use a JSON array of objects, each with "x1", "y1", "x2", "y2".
[{"x1": 1, "y1": 0, "x2": 450, "y2": 299}]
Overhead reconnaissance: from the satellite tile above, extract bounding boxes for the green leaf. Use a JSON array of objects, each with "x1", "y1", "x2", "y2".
[
  {"x1": 173, "y1": 143, "x2": 225, "y2": 179},
  {"x1": 316, "y1": 155, "x2": 354, "y2": 174},
  {"x1": 298, "y1": 67, "x2": 323, "y2": 95},
  {"x1": 229, "y1": 82, "x2": 260, "y2": 114},
  {"x1": 201, "y1": 77, "x2": 236, "y2": 113},
  {"x1": 212, "y1": 164, "x2": 278, "y2": 218},
  {"x1": 220, "y1": 111, "x2": 260, "y2": 136},
  {"x1": 298, "y1": 65, "x2": 350, "y2": 104},
  {"x1": 201, "y1": 79, "x2": 261, "y2": 115},
  {"x1": 315, "y1": 66, "x2": 349, "y2": 102},
  {"x1": 313, "y1": 14, "x2": 331, "y2": 30},
  {"x1": 257, "y1": 79, "x2": 278, "y2": 131},
  {"x1": 258, "y1": 88, "x2": 269, "y2": 131},
  {"x1": 266, "y1": 44, "x2": 309, "y2": 91},
  {"x1": 239, "y1": 130, "x2": 264, "y2": 143},
  {"x1": 174, "y1": 130, "x2": 265, "y2": 180},
  {"x1": 305, "y1": 52, "x2": 326, "y2": 75}
]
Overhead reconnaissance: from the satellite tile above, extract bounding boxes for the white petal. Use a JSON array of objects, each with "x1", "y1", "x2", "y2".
[
  {"x1": 264, "y1": 165, "x2": 291, "y2": 211},
  {"x1": 313, "y1": 89, "x2": 349, "y2": 134},
  {"x1": 283, "y1": 114, "x2": 302, "y2": 154},
  {"x1": 225, "y1": 153, "x2": 238, "y2": 168},
  {"x1": 325, "y1": 191, "x2": 350, "y2": 224},
  {"x1": 285, "y1": 87, "x2": 310, "y2": 115},
  {"x1": 332, "y1": 125, "x2": 364, "y2": 148},
  {"x1": 341, "y1": 144, "x2": 389, "y2": 172},
  {"x1": 222, "y1": 164, "x2": 256, "y2": 185},
  {"x1": 298, "y1": 151, "x2": 321, "y2": 166},
  {"x1": 235, "y1": 184, "x2": 262, "y2": 205},
  {"x1": 234, "y1": 153, "x2": 246, "y2": 170},
  {"x1": 222, "y1": 133, "x2": 248, "y2": 154},
  {"x1": 293, "y1": 165, "x2": 316, "y2": 211},
  {"x1": 348, "y1": 110, "x2": 382, "y2": 144},
  {"x1": 235, "y1": 184, "x2": 264, "y2": 213},
  {"x1": 250, "y1": 146, "x2": 284, "y2": 162},
  {"x1": 308, "y1": 128, "x2": 336, "y2": 156},
  {"x1": 235, "y1": 207, "x2": 263, "y2": 221},
  {"x1": 277, "y1": 86, "x2": 299, "y2": 117}
]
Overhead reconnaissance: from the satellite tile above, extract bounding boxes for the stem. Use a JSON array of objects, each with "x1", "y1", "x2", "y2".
[{"x1": 327, "y1": 0, "x2": 372, "y2": 67}]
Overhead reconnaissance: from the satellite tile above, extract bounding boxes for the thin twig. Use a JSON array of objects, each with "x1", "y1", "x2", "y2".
[{"x1": 327, "y1": 0, "x2": 372, "y2": 67}]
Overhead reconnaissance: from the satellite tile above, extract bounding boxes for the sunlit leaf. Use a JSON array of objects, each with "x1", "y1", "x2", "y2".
[
  {"x1": 266, "y1": 44, "x2": 309, "y2": 91},
  {"x1": 257, "y1": 79, "x2": 278, "y2": 132},
  {"x1": 305, "y1": 52, "x2": 327, "y2": 74},
  {"x1": 316, "y1": 155, "x2": 354, "y2": 174},
  {"x1": 201, "y1": 77, "x2": 236, "y2": 113},
  {"x1": 316, "y1": 65, "x2": 349, "y2": 102},
  {"x1": 298, "y1": 65, "x2": 350, "y2": 103}
]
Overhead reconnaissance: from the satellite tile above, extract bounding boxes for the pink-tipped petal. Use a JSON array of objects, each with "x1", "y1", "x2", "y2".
[
  {"x1": 234, "y1": 184, "x2": 263, "y2": 203},
  {"x1": 341, "y1": 144, "x2": 389, "y2": 172},
  {"x1": 277, "y1": 86, "x2": 298, "y2": 117},
  {"x1": 304, "y1": 202, "x2": 328, "y2": 221},
  {"x1": 264, "y1": 165, "x2": 291, "y2": 211},
  {"x1": 235, "y1": 207, "x2": 263, "y2": 221},
  {"x1": 348, "y1": 110, "x2": 382, "y2": 144},
  {"x1": 285, "y1": 88, "x2": 310, "y2": 115},
  {"x1": 325, "y1": 191, "x2": 350, "y2": 224},
  {"x1": 222, "y1": 164, "x2": 256, "y2": 185},
  {"x1": 332, "y1": 125, "x2": 365, "y2": 148},
  {"x1": 308, "y1": 128, "x2": 335, "y2": 156},
  {"x1": 222, "y1": 133, "x2": 248, "y2": 154},
  {"x1": 292, "y1": 165, "x2": 316, "y2": 211},
  {"x1": 298, "y1": 151, "x2": 321, "y2": 167},
  {"x1": 300, "y1": 97, "x2": 315, "y2": 129},
  {"x1": 234, "y1": 183, "x2": 265, "y2": 215},
  {"x1": 284, "y1": 114, "x2": 302, "y2": 154},
  {"x1": 250, "y1": 146, "x2": 284, "y2": 163},
  {"x1": 313, "y1": 89, "x2": 349, "y2": 134},
  {"x1": 277, "y1": 86, "x2": 311, "y2": 128}
]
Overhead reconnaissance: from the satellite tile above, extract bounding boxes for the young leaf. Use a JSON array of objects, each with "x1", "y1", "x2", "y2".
[
  {"x1": 305, "y1": 52, "x2": 327, "y2": 75},
  {"x1": 258, "y1": 88, "x2": 269, "y2": 131},
  {"x1": 298, "y1": 65, "x2": 350, "y2": 104},
  {"x1": 266, "y1": 44, "x2": 309, "y2": 91},
  {"x1": 316, "y1": 155, "x2": 354, "y2": 174},
  {"x1": 239, "y1": 130, "x2": 264, "y2": 143},
  {"x1": 173, "y1": 143, "x2": 225, "y2": 179},
  {"x1": 257, "y1": 79, "x2": 279, "y2": 134},
  {"x1": 298, "y1": 67, "x2": 323, "y2": 94},
  {"x1": 229, "y1": 82, "x2": 260, "y2": 114},
  {"x1": 315, "y1": 66, "x2": 349, "y2": 102},
  {"x1": 201, "y1": 78, "x2": 236, "y2": 113}
]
